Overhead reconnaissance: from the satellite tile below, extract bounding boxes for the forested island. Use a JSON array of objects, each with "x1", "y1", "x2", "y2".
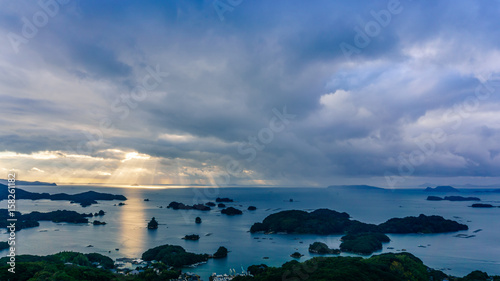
[
  {"x1": 0, "y1": 184, "x2": 127, "y2": 207},
  {"x1": 0, "y1": 209, "x2": 93, "y2": 231},
  {"x1": 233, "y1": 252, "x2": 500, "y2": 281},
  {"x1": 0, "y1": 250, "x2": 497, "y2": 281},
  {"x1": 142, "y1": 244, "x2": 209, "y2": 268},
  {"x1": 250, "y1": 209, "x2": 467, "y2": 235}
]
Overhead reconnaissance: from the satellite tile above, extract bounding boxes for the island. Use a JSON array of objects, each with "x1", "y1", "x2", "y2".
[
  {"x1": 0, "y1": 179, "x2": 57, "y2": 186},
  {"x1": 0, "y1": 209, "x2": 91, "y2": 231},
  {"x1": 327, "y1": 185, "x2": 385, "y2": 191},
  {"x1": 216, "y1": 197, "x2": 234, "y2": 202},
  {"x1": 195, "y1": 217, "x2": 202, "y2": 224},
  {"x1": 212, "y1": 246, "x2": 228, "y2": 258},
  {"x1": 0, "y1": 184, "x2": 127, "y2": 207},
  {"x1": 339, "y1": 233, "x2": 390, "y2": 255},
  {"x1": 427, "y1": 196, "x2": 480, "y2": 201},
  {"x1": 308, "y1": 242, "x2": 340, "y2": 254},
  {"x1": 205, "y1": 202, "x2": 216, "y2": 207},
  {"x1": 290, "y1": 252, "x2": 303, "y2": 258},
  {"x1": 218, "y1": 203, "x2": 226, "y2": 208},
  {"x1": 167, "y1": 201, "x2": 211, "y2": 211},
  {"x1": 147, "y1": 217, "x2": 158, "y2": 229},
  {"x1": 221, "y1": 207, "x2": 243, "y2": 215},
  {"x1": 92, "y1": 220, "x2": 106, "y2": 225},
  {"x1": 232, "y1": 252, "x2": 500, "y2": 281},
  {"x1": 183, "y1": 234, "x2": 200, "y2": 241},
  {"x1": 424, "y1": 185, "x2": 460, "y2": 192},
  {"x1": 250, "y1": 209, "x2": 468, "y2": 235},
  {"x1": 142, "y1": 244, "x2": 208, "y2": 268},
  {"x1": 248, "y1": 206, "x2": 257, "y2": 211},
  {"x1": 470, "y1": 203, "x2": 495, "y2": 208}
]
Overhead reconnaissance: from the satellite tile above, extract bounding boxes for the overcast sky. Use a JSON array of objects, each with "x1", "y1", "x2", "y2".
[{"x1": 1, "y1": 0, "x2": 500, "y2": 187}]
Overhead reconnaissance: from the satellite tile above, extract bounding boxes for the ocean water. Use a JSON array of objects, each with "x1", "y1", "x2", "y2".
[{"x1": 2, "y1": 185, "x2": 500, "y2": 279}]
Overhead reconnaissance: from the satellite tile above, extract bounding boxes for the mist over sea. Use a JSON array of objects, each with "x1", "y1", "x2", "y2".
[{"x1": 2, "y1": 185, "x2": 500, "y2": 278}]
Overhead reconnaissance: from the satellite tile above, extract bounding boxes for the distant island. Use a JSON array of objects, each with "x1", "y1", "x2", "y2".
[
  {"x1": 0, "y1": 209, "x2": 92, "y2": 231},
  {"x1": 0, "y1": 184, "x2": 126, "y2": 207},
  {"x1": 427, "y1": 196, "x2": 481, "y2": 201},
  {"x1": 470, "y1": 203, "x2": 496, "y2": 208},
  {"x1": 327, "y1": 185, "x2": 385, "y2": 191},
  {"x1": 216, "y1": 197, "x2": 234, "y2": 202},
  {"x1": 0, "y1": 179, "x2": 56, "y2": 186},
  {"x1": 167, "y1": 201, "x2": 211, "y2": 211},
  {"x1": 424, "y1": 186, "x2": 460, "y2": 192},
  {"x1": 250, "y1": 209, "x2": 468, "y2": 235}
]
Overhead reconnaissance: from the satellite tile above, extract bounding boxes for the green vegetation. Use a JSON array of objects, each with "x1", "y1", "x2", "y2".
[
  {"x1": 1, "y1": 209, "x2": 90, "y2": 231},
  {"x1": 234, "y1": 252, "x2": 500, "y2": 281},
  {"x1": 378, "y1": 214, "x2": 468, "y2": 233},
  {"x1": 213, "y1": 246, "x2": 228, "y2": 258},
  {"x1": 308, "y1": 242, "x2": 340, "y2": 254},
  {"x1": 0, "y1": 252, "x2": 116, "y2": 281},
  {"x1": 339, "y1": 233, "x2": 390, "y2": 255},
  {"x1": 250, "y1": 209, "x2": 468, "y2": 235},
  {"x1": 141, "y1": 244, "x2": 208, "y2": 267}
]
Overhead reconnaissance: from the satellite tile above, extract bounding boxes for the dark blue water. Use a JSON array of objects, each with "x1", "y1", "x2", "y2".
[{"x1": 2, "y1": 185, "x2": 500, "y2": 279}]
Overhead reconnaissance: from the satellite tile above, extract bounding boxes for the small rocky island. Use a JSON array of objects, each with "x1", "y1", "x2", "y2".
[
  {"x1": 182, "y1": 234, "x2": 200, "y2": 241},
  {"x1": 221, "y1": 207, "x2": 243, "y2": 215},
  {"x1": 195, "y1": 217, "x2": 202, "y2": 224},
  {"x1": 147, "y1": 217, "x2": 159, "y2": 229},
  {"x1": 290, "y1": 252, "x2": 303, "y2": 258},
  {"x1": 308, "y1": 242, "x2": 340, "y2": 254},
  {"x1": 248, "y1": 206, "x2": 257, "y2": 211},
  {"x1": 92, "y1": 220, "x2": 106, "y2": 225},
  {"x1": 212, "y1": 246, "x2": 228, "y2": 258}
]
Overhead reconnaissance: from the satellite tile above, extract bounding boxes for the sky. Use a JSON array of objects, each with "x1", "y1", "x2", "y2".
[{"x1": 1, "y1": 0, "x2": 500, "y2": 187}]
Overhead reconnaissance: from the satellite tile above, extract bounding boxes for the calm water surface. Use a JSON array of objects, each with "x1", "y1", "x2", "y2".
[{"x1": 2, "y1": 185, "x2": 500, "y2": 279}]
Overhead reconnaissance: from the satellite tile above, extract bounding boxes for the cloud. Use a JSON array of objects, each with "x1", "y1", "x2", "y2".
[{"x1": 1, "y1": 1, "x2": 500, "y2": 186}]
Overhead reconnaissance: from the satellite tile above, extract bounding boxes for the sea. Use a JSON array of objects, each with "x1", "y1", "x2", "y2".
[{"x1": 2, "y1": 185, "x2": 500, "y2": 279}]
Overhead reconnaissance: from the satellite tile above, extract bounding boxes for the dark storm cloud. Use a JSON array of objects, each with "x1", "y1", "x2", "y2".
[{"x1": 1, "y1": 0, "x2": 500, "y2": 185}]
